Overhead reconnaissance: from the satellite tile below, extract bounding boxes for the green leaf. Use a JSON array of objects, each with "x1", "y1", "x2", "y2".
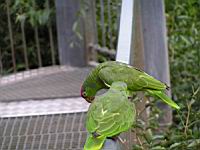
[
  {"x1": 38, "y1": 9, "x2": 50, "y2": 25},
  {"x1": 187, "y1": 139, "x2": 200, "y2": 148},
  {"x1": 152, "y1": 135, "x2": 165, "y2": 140},
  {"x1": 169, "y1": 142, "x2": 182, "y2": 149},
  {"x1": 132, "y1": 144, "x2": 143, "y2": 150},
  {"x1": 16, "y1": 13, "x2": 26, "y2": 23},
  {"x1": 151, "y1": 146, "x2": 166, "y2": 150},
  {"x1": 144, "y1": 129, "x2": 153, "y2": 144}
]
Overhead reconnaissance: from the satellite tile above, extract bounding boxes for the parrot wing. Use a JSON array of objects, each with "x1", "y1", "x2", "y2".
[
  {"x1": 98, "y1": 65, "x2": 167, "y2": 91},
  {"x1": 86, "y1": 89, "x2": 135, "y2": 137},
  {"x1": 85, "y1": 84, "x2": 136, "y2": 150},
  {"x1": 84, "y1": 134, "x2": 106, "y2": 150}
]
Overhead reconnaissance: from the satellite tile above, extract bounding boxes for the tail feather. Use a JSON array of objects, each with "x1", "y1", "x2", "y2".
[
  {"x1": 141, "y1": 75, "x2": 167, "y2": 90},
  {"x1": 84, "y1": 134, "x2": 106, "y2": 150},
  {"x1": 146, "y1": 90, "x2": 180, "y2": 110}
]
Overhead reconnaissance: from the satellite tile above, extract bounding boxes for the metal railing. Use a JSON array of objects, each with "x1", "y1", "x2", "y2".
[
  {"x1": 0, "y1": 0, "x2": 58, "y2": 76},
  {"x1": 96, "y1": 0, "x2": 121, "y2": 49},
  {"x1": 0, "y1": 0, "x2": 121, "y2": 76}
]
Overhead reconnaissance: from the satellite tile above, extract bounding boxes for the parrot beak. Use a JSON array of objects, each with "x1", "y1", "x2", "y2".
[{"x1": 85, "y1": 96, "x2": 95, "y2": 103}]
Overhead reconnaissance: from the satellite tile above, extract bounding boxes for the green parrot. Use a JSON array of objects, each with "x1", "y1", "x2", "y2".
[
  {"x1": 81, "y1": 61, "x2": 180, "y2": 110},
  {"x1": 84, "y1": 81, "x2": 136, "y2": 150}
]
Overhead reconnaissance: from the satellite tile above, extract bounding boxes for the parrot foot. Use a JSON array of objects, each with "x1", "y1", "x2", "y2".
[
  {"x1": 128, "y1": 96, "x2": 133, "y2": 100},
  {"x1": 165, "y1": 83, "x2": 170, "y2": 90},
  {"x1": 117, "y1": 137, "x2": 129, "y2": 150},
  {"x1": 108, "y1": 136, "x2": 126, "y2": 144},
  {"x1": 117, "y1": 136, "x2": 126, "y2": 144},
  {"x1": 92, "y1": 132, "x2": 100, "y2": 138}
]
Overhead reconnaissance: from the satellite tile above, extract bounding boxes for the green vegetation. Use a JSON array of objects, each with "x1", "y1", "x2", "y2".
[
  {"x1": 95, "y1": 0, "x2": 200, "y2": 149},
  {"x1": 131, "y1": 1, "x2": 200, "y2": 149},
  {"x1": 0, "y1": 0, "x2": 58, "y2": 75},
  {"x1": 166, "y1": 0, "x2": 200, "y2": 148}
]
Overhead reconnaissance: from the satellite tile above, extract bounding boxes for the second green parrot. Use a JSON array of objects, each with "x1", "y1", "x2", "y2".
[
  {"x1": 84, "y1": 81, "x2": 136, "y2": 150},
  {"x1": 81, "y1": 61, "x2": 180, "y2": 110}
]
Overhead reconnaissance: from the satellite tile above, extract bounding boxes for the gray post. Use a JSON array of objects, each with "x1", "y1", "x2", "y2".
[
  {"x1": 141, "y1": 0, "x2": 172, "y2": 125},
  {"x1": 82, "y1": 0, "x2": 98, "y2": 62},
  {"x1": 55, "y1": 0, "x2": 87, "y2": 67},
  {"x1": 131, "y1": 0, "x2": 172, "y2": 125}
]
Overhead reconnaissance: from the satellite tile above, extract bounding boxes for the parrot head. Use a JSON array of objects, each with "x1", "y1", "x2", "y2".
[{"x1": 80, "y1": 85, "x2": 95, "y2": 103}]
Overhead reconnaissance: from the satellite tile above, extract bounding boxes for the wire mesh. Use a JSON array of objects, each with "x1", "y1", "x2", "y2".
[
  {"x1": 0, "y1": 112, "x2": 87, "y2": 150},
  {"x1": 0, "y1": 67, "x2": 91, "y2": 101}
]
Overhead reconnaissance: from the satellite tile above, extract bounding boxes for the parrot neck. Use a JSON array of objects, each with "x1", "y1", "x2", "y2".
[{"x1": 84, "y1": 70, "x2": 106, "y2": 97}]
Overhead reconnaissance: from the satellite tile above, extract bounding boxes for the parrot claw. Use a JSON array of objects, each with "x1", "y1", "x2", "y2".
[
  {"x1": 165, "y1": 83, "x2": 170, "y2": 90},
  {"x1": 92, "y1": 132, "x2": 100, "y2": 138},
  {"x1": 128, "y1": 96, "x2": 133, "y2": 100},
  {"x1": 117, "y1": 136, "x2": 126, "y2": 144}
]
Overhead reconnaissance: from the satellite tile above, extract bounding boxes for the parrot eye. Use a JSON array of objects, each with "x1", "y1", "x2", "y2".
[{"x1": 82, "y1": 92, "x2": 87, "y2": 97}]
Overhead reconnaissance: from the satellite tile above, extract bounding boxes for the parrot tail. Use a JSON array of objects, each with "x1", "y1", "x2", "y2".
[
  {"x1": 146, "y1": 90, "x2": 180, "y2": 110},
  {"x1": 84, "y1": 134, "x2": 106, "y2": 150}
]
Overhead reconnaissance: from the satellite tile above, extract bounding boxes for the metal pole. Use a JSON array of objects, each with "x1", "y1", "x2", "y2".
[
  {"x1": 6, "y1": 0, "x2": 16, "y2": 73},
  {"x1": 116, "y1": 0, "x2": 134, "y2": 64}
]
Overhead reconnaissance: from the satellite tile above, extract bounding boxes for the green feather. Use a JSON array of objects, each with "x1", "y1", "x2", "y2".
[
  {"x1": 84, "y1": 134, "x2": 106, "y2": 150},
  {"x1": 98, "y1": 62, "x2": 166, "y2": 91},
  {"x1": 84, "y1": 82, "x2": 136, "y2": 149},
  {"x1": 146, "y1": 89, "x2": 180, "y2": 110},
  {"x1": 82, "y1": 61, "x2": 179, "y2": 109}
]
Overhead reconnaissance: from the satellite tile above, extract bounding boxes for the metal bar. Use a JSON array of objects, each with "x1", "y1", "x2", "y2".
[
  {"x1": 116, "y1": 0, "x2": 135, "y2": 64},
  {"x1": 53, "y1": 133, "x2": 59, "y2": 149},
  {"x1": 0, "y1": 48, "x2": 3, "y2": 75},
  {"x1": 100, "y1": 0, "x2": 106, "y2": 47},
  {"x1": 32, "y1": 0, "x2": 42, "y2": 68},
  {"x1": 55, "y1": 114, "x2": 62, "y2": 133},
  {"x1": 48, "y1": 26, "x2": 56, "y2": 65},
  {"x1": 22, "y1": 116, "x2": 32, "y2": 150},
  {"x1": 34, "y1": 27, "x2": 42, "y2": 67},
  {"x1": 39, "y1": 134, "x2": 48, "y2": 150},
  {"x1": 6, "y1": 0, "x2": 16, "y2": 73},
  {"x1": 116, "y1": 1, "x2": 122, "y2": 43},
  {"x1": 94, "y1": 0, "x2": 99, "y2": 45},
  {"x1": 47, "y1": 0, "x2": 56, "y2": 65},
  {"x1": 107, "y1": 0, "x2": 113, "y2": 49},
  {"x1": 61, "y1": 114, "x2": 68, "y2": 149},
  {"x1": 89, "y1": 44, "x2": 116, "y2": 59},
  {"x1": 69, "y1": 113, "x2": 76, "y2": 148},
  {"x1": 21, "y1": 21, "x2": 29, "y2": 70},
  {"x1": 55, "y1": 133, "x2": 64, "y2": 149},
  {"x1": 77, "y1": 112, "x2": 84, "y2": 148},
  {"x1": 2, "y1": 118, "x2": 10, "y2": 136},
  {"x1": 37, "y1": 116, "x2": 47, "y2": 149}
]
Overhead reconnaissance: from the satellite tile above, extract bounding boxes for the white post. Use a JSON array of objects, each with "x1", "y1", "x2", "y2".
[{"x1": 116, "y1": 0, "x2": 134, "y2": 64}]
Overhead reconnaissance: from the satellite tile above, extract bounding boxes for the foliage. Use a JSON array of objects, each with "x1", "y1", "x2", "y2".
[
  {"x1": 95, "y1": 0, "x2": 121, "y2": 62},
  {"x1": 166, "y1": 0, "x2": 200, "y2": 108},
  {"x1": 12, "y1": 0, "x2": 53, "y2": 27},
  {"x1": 132, "y1": 88, "x2": 200, "y2": 150},
  {"x1": 0, "y1": 0, "x2": 58, "y2": 75},
  {"x1": 165, "y1": 0, "x2": 200, "y2": 148},
  {"x1": 130, "y1": 1, "x2": 200, "y2": 149},
  {"x1": 95, "y1": 0, "x2": 121, "y2": 49}
]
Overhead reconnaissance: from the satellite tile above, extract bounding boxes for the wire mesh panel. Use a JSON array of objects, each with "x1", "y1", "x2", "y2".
[{"x1": 0, "y1": 112, "x2": 87, "y2": 150}]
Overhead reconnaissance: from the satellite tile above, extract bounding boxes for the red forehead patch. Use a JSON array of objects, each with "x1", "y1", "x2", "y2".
[{"x1": 80, "y1": 86, "x2": 84, "y2": 97}]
